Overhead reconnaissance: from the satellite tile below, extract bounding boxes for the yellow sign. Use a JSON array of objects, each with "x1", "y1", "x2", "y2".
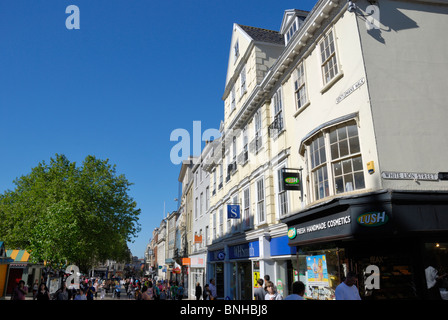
[{"x1": 253, "y1": 271, "x2": 260, "y2": 288}]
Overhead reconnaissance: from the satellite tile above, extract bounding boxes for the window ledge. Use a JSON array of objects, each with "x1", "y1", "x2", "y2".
[
  {"x1": 293, "y1": 101, "x2": 311, "y2": 118},
  {"x1": 320, "y1": 71, "x2": 344, "y2": 94}
]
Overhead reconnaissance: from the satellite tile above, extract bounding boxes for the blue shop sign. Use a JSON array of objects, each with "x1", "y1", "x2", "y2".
[
  {"x1": 271, "y1": 235, "x2": 297, "y2": 256},
  {"x1": 229, "y1": 241, "x2": 259, "y2": 260}
]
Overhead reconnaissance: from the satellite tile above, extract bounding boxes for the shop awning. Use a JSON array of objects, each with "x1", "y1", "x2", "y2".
[{"x1": 6, "y1": 250, "x2": 30, "y2": 263}]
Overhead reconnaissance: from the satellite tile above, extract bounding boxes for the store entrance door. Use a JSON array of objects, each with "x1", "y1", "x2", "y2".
[{"x1": 237, "y1": 262, "x2": 252, "y2": 300}]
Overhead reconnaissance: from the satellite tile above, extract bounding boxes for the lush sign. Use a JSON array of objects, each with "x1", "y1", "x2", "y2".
[
  {"x1": 282, "y1": 171, "x2": 301, "y2": 191},
  {"x1": 357, "y1": 212, "x2": 389, "y2": 227}
]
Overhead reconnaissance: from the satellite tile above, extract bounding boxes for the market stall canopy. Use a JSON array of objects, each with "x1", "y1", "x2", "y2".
[{"x1": 6, "y1": 249, "x2": 30, "y2": 264}]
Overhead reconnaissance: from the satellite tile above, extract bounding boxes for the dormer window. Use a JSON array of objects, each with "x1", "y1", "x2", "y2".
[{"x1": 286, "y1": 19, "x2": 298, "y2": 44}]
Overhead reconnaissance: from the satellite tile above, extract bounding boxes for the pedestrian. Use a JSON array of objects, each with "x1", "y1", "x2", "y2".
[
  {"x1": 195, "y1": 282, "x2": 202, "y2": 300},
  {"x1": 55, "y1": 281, "x2": 69, "y2": 300},
  {"x1": 86, "y1": 280, "x2": 96, "y2": 300},
  {"x1": 425, "y1": 259, "x2": 447, "y2": 300},
  {"x1": 134, "y1": 286, "x2": 142, "y2": 300},
  {"x1": 263, "y1": 275, "x2": 273, "y2": 294},
  {"x1": 36, "y1": 283, "x2": 50, "y2": 301},
  {"x1": 335, "y1": 271, "x2": 361, "y2": 300},
  {"x1": 74, "y1": 288, "x2": 87, "y2": 300},
  {"x1": 177, "y1": 282, "x2": 184, "y2": 300},
  {"x1": 114, "y1": 281, "x2": 121, "y2": 299},
  {"x1": 203, "y1": 284, "x2": 211, "y2": 300},
  {"x1": 93, "y1": 279, "x2": 99, "y2": 299},
  {"x1": 264, "y1": 281, "x2": 283, "y2": 300},
  {"x1": 284, "y1": 281, "x2": 306, "y2": 300},
  {"x1": 11, "y1": 280, "x2": 28, "y2": 300},
  {"x1": 153, "y1": 281, "x2": 160, "y2": 300},
  {"x1": 100, "y1": 280, "x2": 106, "y2": 300},
  {"x1": 141, "y1": 286, "x2": 152, "y2": 300},
  {"x1": 209, "y1": 278, "x2": 217, "y2": 300},
  {"x1": 32, "y1": 279, "x2": 39, "y2": 300},
  {"x1": 170, "y1": 281, "x2": 178, "y2": 300},
  {"x1": 253, "y1": 278, "x2": 265, "y2": 300}
]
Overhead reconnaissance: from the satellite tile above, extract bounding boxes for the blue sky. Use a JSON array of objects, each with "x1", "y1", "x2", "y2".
[{"x1": 0, "y1": 0, "x2": 317, "y2": 258}]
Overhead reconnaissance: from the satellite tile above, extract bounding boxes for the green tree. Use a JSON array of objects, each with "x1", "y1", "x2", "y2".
[{"x1": 0, "y1": 154, "x2": 141, "y2": 272}]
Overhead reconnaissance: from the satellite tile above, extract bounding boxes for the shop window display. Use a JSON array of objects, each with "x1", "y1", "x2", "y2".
[
  {"x1": 297, "y1": 247, "x2": 345, "y2": 300},
  {"x1": 424, "y1": 242, "x2": 448, "y2": 300}
]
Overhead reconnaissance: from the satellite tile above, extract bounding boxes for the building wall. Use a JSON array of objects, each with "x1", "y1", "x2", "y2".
[
  {"x1": 356, "y1": 0, "x2": 448, "y2": 191},
  {"x1": 281, "y1": 2, "x2": 381, "y2": 210}
]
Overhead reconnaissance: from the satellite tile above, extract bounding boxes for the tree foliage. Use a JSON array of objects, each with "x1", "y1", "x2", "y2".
[{"x1": 0, "y1": 154, "x2": 141, "y2": 272}]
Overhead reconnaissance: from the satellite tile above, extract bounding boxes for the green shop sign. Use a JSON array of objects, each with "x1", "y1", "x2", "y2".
[{"x1": 282, "y1": 171, "x2": 301, "y2": 191}]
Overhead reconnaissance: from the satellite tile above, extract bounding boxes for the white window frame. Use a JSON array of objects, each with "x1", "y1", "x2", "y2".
[
  {"x1": 218, "y1": 207, "x2": 223, "y2": 238},
  {"x1": 205, "y1": 186, "x2": 209, "y2": 211},
  {"x1": 305, "y1": 121, "x2": 365, "y2": 203},
  {"x1": 242, "y1": 186, "x2": 251, "y2": 230},
  {"x1": 195, "y1": 197, "x2": 199, "y2": 219},
  {"x1": 253, "y1": 110, "x2": 262, "y2": 153},
  {"x1": 256, "y1": 177, "x2": 266, "y2": 225},
  {"x1": 319, "y1": 29, "x2": 340, "y2": 85},
  {"x1": 286, "y1": 18, "x2": 298, "y2": 44},
  {"x1": 270, "y1": 87, "x2": 284, "y2": 138},
  {"x1": 240, "y1": 65, "x2": 246, "y2": 97},
  {"x1": 293, "y1": 62, "x2": 309, "y2": 111},
  {"x1": 212, "y1": 210, "x2": 216, "y2": 240},
  {"x1": 200, "y1": 192, "x2": 203, "y2": 217},
  {"x1": 275, "y1": 163, "x2": 289, "y2": 219},
  {"x1": 231, "y1": 86, "x2": 236, "y2": 111}
]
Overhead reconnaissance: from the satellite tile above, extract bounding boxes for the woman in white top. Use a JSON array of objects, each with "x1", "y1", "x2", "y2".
[{"x1": 264, "y1": 281, "x2": 283, "y2": 300}]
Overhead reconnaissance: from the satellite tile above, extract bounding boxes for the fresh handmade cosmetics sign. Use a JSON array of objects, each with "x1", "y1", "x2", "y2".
[{"x1": 288, "y1": 215, "x2": 351, "y2": 240}]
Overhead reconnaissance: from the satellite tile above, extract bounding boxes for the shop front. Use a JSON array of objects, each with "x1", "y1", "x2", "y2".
[
  {"x1": 282, "y1": 190, "x2": 448, "y2": 300},
  {"x1": 269, "y1": 235, "x2": 298, "y2": 298},
  {"x1": 187, "y1": 254, "x2": 207, "y2": 300},
  {"x1": 228, "y1": 241, "x2": 259, "y2": 300},
  {"x1": 208, "y1": 248, "x2": 226, "y2": 299}
]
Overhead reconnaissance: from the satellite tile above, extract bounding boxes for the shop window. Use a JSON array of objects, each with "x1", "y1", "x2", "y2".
[
  {"x1": 424, "y1": 242, "x2": 448, "y2": 300},
  {"x1": 297, "y1": 247, "x2": 346, "y2": 300}
]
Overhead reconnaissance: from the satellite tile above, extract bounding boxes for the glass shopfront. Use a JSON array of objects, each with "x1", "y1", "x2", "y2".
[
  {"x1": 295, "y1": 240, "x2": 421, "y2": 300},
  {"x1": 230, "y1": 261, "x2": 252, "y2": 300},
  {"x1": 423, "y1": 241, "x2": 448, "y2": 300},
  {"x1": 296, "y1": 245, "x2": 346, "y2": 300}
]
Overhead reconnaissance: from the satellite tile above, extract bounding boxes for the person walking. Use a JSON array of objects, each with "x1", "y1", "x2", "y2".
[
  {"x1": 32, "y1": 279, "x2": 39, "y2": 300},
  {"x1": 203, "y1": 284, "x2": 211, "y2": 300},
  {"x1": 86, "y1": 280, "x2": 96, "y2": 300},
  {"x1": 285, "y1": 281, "x2": 306, "y2": 300},
  {"x1": 11, "y1": 280, "x2": 28, "y2": 300},
  {"x1": 195, "y1": 282, "x2": 202, "y2": 300},
  {"x1": 177, "y1": 282, "x2": 184, "y2": 300},
  {"x1": 265, "y1": 281, "x2": 283, "y2": 300},
  {"x1": 55, "y1": 282, "x2": 69, "y2": 300},
  {"x1": 335, "y1": 271, "x2": 361, "y2": 300},
  {"x1": 36, "y1": 283, "x2": 50, "y2": 301},
  {"x1": 141, "y1": 286, "x2": 152, "y2": 300},
  {"x1": 253, "y1": 279, "x2": 265, "y2": 300},
  {"x1": 170, "y1": 281, "x2": 178, "y2": 300},
  {"x1": 74, "y1": 288, "x2": 87, "y2": 300},
  {"x1": 209, "y1": 278, "x2": 217, "y2": 300}
]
